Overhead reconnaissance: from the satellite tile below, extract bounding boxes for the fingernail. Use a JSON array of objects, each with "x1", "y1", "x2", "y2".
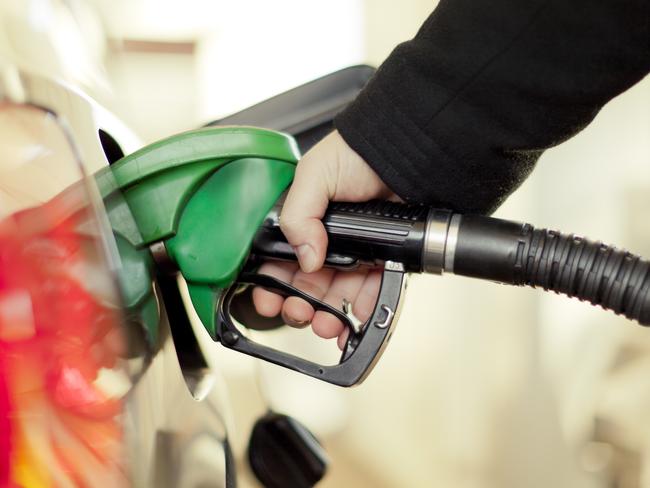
[
  {"x1": 282, "y1": 310, "x2": 310, "y2": 328},
  {"x1": 295, "y1": 244, "x2": 317, "y2": 272},
  {"x1": 288, "y1": 318, "x2": 310, "y2": 329}
]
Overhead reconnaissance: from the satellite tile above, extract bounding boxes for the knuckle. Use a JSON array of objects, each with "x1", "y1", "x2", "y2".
[
  {"x1": 278, "y1": 215, "x2": 300, "y2": 233},
  {"x1": 292, "y1": 277, "x2": 327, "y2": 298}
]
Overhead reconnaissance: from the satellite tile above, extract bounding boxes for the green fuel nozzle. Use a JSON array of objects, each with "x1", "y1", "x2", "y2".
[{"x1": 99, "y1": 126, "x2": 298, "y2": 338}]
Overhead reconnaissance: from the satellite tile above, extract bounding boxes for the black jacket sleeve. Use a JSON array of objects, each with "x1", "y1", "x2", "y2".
[{"x1": 334, "y1": 0, "x2": 650, "y2": 214}]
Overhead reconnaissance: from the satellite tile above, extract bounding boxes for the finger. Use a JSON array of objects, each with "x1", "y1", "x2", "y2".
[
  {"x1": 312, "y1": 269, "x2": 368, "y2": 339},
  {"x1": 282, "y1": 268, "x2": 335, "y2": 327},
  {"x1": 252, "y1": 261, "x2": 299, "y2": 317},
  {"x1": 352, "y1": 269, "x2": 383, "y2": 321},
  {"x1": 280, "y1": 142, "x2": 335, "y2": 273},
  {"x1": 337, "y1": 328, "x2": 350, "y2": 351}
]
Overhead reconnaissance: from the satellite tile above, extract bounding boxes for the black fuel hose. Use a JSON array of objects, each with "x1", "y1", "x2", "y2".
[
  {"x1": 253, "y1": 200, "x2": 650, "y2": 326},
  {"x1": 453, "y1": 215, "x2": 650, "y2": 325}
]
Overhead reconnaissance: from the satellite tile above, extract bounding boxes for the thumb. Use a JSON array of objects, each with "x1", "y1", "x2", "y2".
[{"x1": 280, "y1": 154, "x2": 332, "y2": 273}]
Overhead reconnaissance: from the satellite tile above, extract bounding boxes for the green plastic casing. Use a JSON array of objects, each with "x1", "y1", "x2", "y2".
[{"x1": 97, "y1": 126, "x2": 299, "y2": 338}]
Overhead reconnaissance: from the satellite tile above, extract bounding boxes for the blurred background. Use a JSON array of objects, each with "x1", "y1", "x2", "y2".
[{"x1": 3, "y1": 0, "x2": 650, "y2": 486}]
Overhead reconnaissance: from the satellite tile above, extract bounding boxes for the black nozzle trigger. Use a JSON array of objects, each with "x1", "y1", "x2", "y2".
[{"x1": 235, "y1": 272, "x2": 358, "y2": 338}]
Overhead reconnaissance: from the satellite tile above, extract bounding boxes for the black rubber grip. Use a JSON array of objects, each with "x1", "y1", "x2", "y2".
[
  {"x1": 322, "y1": 201, "x2": 427, "y2": 270},
  {"x1": 454, "y1": 215, "x2": 650, "y2": 325},
  {"x1": 327, "y1": 201, "x2": 429, "y2": 221},
  {"x1": 253, "y1": 200, "x2": 428, "y2": 271}
]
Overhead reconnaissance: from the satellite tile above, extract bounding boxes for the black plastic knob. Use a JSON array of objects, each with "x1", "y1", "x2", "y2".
[{"x1": 248, "y1": 412, "x2": 328, "y2": 488}]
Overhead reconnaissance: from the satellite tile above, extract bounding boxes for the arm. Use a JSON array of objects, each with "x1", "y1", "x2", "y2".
[{"x1": 335, "y1": 0, "x2": 650, "y2": 214}]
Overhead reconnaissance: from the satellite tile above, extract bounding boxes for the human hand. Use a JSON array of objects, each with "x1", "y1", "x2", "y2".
[{"x1": 252, "y1": 130, "x2": 398, "y2": 348}]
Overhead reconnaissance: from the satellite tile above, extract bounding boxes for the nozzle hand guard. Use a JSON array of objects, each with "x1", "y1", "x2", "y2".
[{"x1": 216, "y1": 264, "x2": 406, "y2": 387}]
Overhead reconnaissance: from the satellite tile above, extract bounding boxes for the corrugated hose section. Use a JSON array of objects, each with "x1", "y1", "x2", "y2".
[{"x1": 515, "y1": 226, "x2": 650, "y2": 325}]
